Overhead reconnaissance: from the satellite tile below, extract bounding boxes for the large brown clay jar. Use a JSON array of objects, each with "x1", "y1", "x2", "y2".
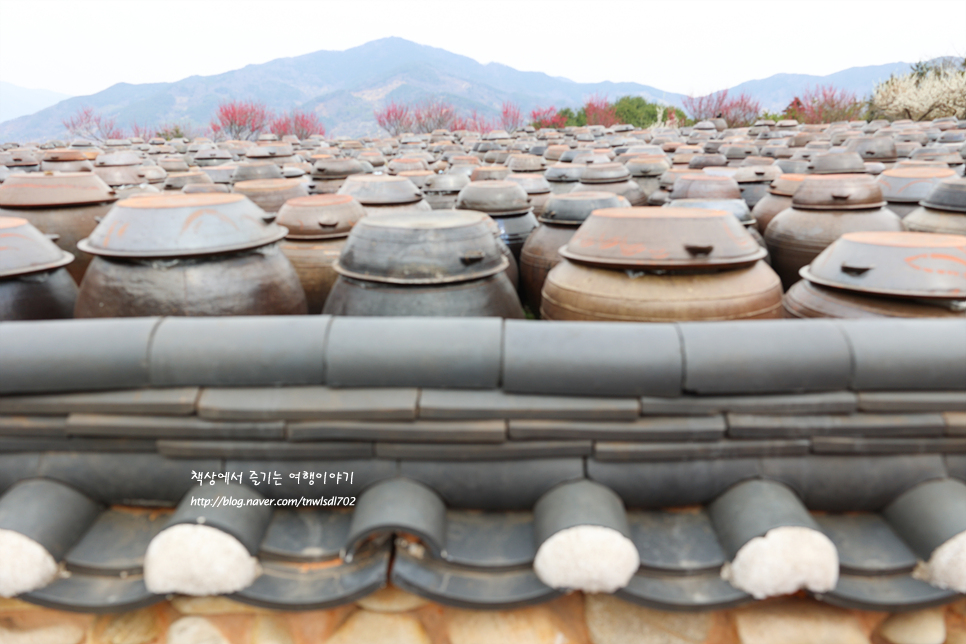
[
  {"x1": 276, "y1": 194, "x2": 366, "y2": 314},
  {"x1": 519, "y1": 192, "x2": 630, "y2": 316}
]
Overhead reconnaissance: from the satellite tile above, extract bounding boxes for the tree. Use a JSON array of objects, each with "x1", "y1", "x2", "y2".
[
  {"x1": 683, "y1": 89, "x2": 762, "y2": 127},
  {"x1": 584, "y1": 94, "x2": 619, "y2": 127},
  {"x1": 870, "y1": 62, "x2": 966, "y2": 121},
  {"x1": 270, "y1": 109, "x2": 326, "y2": 139},
  {"x1": 128, "y1": 120, "x2": 155, "y2": 140},
  {"x1": 62, "y1": 106, "x2": 124, "y2": 142},
  {"x1": 500, "y1": 101, "x2": 524, "y2": 133},
  {"x1": 530, "y1": 106, "x2": 568, "y2": 129},
  {"x1": 374, "y1": 101, "x2": 413, "y2": 136},
  {"x1": 612, "y1": 96, "x2": 687, "y2": 129},
  {"x1": 209, "y1": 99, "x2": 271, "y2": 141},
  {"x1": 783, "y1": 85, "x2": 865, "y2": 124}
]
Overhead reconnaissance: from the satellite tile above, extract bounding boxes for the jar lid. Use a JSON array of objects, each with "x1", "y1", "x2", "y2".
[
  {"x1": 455, "y1": 180, "x2": 531, "y2": 216},
  {"x1": 539, "y1": 191, "x2": 631, "y2": 225},
  {"x1": 921, "y1": 177, "x2": 966, "y2": 213},
  {"x1": 78, "y1": 193, "x2": 286, "y2": 258},
  {"x1": 791, "y1": 174, "x2": 886, "y2": 210},
  {"x1": 0, "y1": 172, "x2": 117, "y2": 208},
  {"x1": 276, "y1": 194, "x2": 365, "y2": 239},
  {"x1": 334, "y1": 210, "x2": 509, "y2": 284},
  {"x1": 801, "y1": 231, "x2": 966, "y2": 299},
  {"x1": 559, "y1": 207, "x2": 766, "y2": 269},
  {"x1": 337, "y1": 174, "x2": 423, "y2": 205},
  {"x1": 0, "y1": 216, "x2": 74, "y2": 277}
]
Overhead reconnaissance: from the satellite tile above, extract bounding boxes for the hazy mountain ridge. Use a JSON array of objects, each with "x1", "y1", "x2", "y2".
[{"x1": 0, "y1": 38, "x2": 935, "y2": 140}]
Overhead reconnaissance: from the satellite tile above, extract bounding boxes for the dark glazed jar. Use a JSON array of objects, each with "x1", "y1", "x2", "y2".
[
  {"x1": 765, "y1": 174, "x2": 903, "y2": 290},
  {"x1": 0, "y1": 172, "x2": 118, "y2": 283},
  {"x1": 323, "y1": 211, "x2": 524, "y2": 318},
  {"x1": 541, "y1": 207, "x2": 782, "y2": 321},
  {"x1": 784, "y1": 231, "x2": 966, "y2": 318},
  {"x1": 903, "y1": 177, "x2": 966, "y2": 234},
  {"x1": 519, "y1": 192, "x2": 630, "y2": 316},
  {"x1": 276, "y1": 194, "x2": 366, "y2": 314},
  {"x1": 0, "y1": 216, "x2": 77, "y2": 320},
  {"x1": 455, "y1": 180, "x2": 537, "y2": 261},
  {"x1": 74, "y1": 193, "x2": 306, "y2": 317}
]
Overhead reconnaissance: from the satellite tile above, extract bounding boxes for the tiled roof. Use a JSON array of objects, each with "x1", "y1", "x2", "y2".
[{"x1": 1, "y1": 316, "x2": 964, "y2": 614}]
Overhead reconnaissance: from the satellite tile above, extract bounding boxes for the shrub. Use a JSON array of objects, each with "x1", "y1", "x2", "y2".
[
  {"x1": 683, "y1": 89, "x2": 761, "y2": 127},
  {"x1": 500, "y1": 101, "x2": 524, "y2": 133},
  {"x1": 270, "y1": 109, "x2": 326, "y2": 139},
  {"x1": 62, "y1": 106, "x2": 124, "y2": 142},
  {"x1": 870, "y1": 62, "x2": 966, "y2": 121},
  {"x1": 530, "y1": 106, "x2": 568, "y2": 129},
  {"x1": 783, "y1": 85, "x2": 866, "y2": 124},
  {"x1": 209, "y1": 99, "x2": 271, "y2": 141},
  {"x1": 584, "y1": 94, "x2": 619, "y2": 127}
]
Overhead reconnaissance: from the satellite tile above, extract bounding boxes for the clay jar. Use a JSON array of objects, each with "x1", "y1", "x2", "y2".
[
  {"x1": 573, "y1": 162, "x2": 646, "y2": 205},
  {"x1": 74, "y1": 193, "x2": 307, "y2": 317},
  {"x1": 520, "y1": 191, "x2": 630, "y2": 316},
  {"x1": 455, "y1": 180, "x2": 537, "y2": 261},
  {"x1": 541, "y1": 207, "x2": 782, "y2": 322},
  {"x1": 625, "y1": 155, "x2": 671, "y2": 200},
  {"x1": 276, "y1": 194, "x2": 366, "y2": 314},
  {"x1": 337, "y1": 174, "x2": 431, "y2": 216},
  {"x1": 323, "y1": 210, "x2": 524, "y2": 318},
  {"x1": 504, "y1": 172, "x2": 552, "y2": 216},
  {"x1": 543, "y1": 163, "x2": 581, "y2": 194},
  {"x1": 733, "y1": 165, "x2": 783, "y2": 210},
  {"x1": 752, "y1": 173, "x2": 806, "y2": 234},
  {"x1": 234, "y1": 178, "x2": 310, "y2": 213},
  {"x1": 784, "y1": 231, "x2": 966, "y2": 318},
  {"x1": 765, "y1": 174, "x2": 903, "y2": 290},
  {"x1": 0, "y1": 172, "x2": 118, "y2": 283},
  {"x1": 40, "y1": 149, "x2": 93, "y2": 173},
  {"x1": 881, "y1": 170, "x2": 961, "y2": 222},
  {"x1": 903, "y1": 177, "x2": 966, "y2": 234},
  {"x1": 0, "y1": 216, "x2": 77, "y2": 320},
  {"x1": 310, "y1": 158, "x2": 366, "y2": 194},
  {"x1": 422, "y1": 173, "x2": 471, "y2": 210}
]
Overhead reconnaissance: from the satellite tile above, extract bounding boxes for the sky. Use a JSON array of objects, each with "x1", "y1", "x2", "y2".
[{"x1": 1, "y1": 0, "x2": 964, "y2": 98}]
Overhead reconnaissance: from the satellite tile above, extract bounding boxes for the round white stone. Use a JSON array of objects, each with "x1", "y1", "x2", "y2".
[
  {"x1": 722, "y1": 526, "x2": 839, "y2": 599},
  {"x1": 915, "y1": 529, "x2": 966, "y2": 594},
  {"x1": 143, "y1": 524, "x2": 260, "y2": 595},
  {"x1": 533, "y1": 524, "x2": 640, "y2": 593},
  {"x1": 0, "y1": 528, "x2": 59, "y2": 598}
]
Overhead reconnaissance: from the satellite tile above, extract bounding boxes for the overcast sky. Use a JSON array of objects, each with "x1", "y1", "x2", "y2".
[{"x1": 1, "y1": 0, "x2": 964, "y2": 98}]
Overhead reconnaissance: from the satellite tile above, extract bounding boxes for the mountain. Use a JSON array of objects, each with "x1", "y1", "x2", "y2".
[
  {"x1": 0, "y1": 82, "x2": 72, "y2": 124},
  {"x1": 727, "y1": 62, "x2": 917, "y2": 113},
  {"x1": 0, "y1": 38, "x2": 686, "y2": 141},
  {"x1": 0, "y1": 39, "x2": 947, "y2": 141}
]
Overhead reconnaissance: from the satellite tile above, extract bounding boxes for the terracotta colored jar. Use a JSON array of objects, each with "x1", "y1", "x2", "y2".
[
  {"x1": 0, "y1": 172, "x2": 118, "y2": 283},
  {"x1": 784, "y1": 231, "x2": 966, "y2": 318},
  {"x1": 752, "y1": 173, "x2": 806, "y2": 233},
  {"x1": 625, "y1": 155, "x2": 671, "y2": 200},
  {"x1": 765, "y1": 174, "x2": 903, "y2": 290},
  {"x1": 0, "y1": 216, "x2": 77, "y2": 320},
  {"x1": 541, "y1": 207, "x2": 783, "y2": 321},
  {"x1": 40, "y1": 149, "x2": 93, "y2": 173},
  {"x1": 74, "y1": 193, "x2": 307, "y2": 317},
  {"x1": 276, "y1": 194, "x2": 366, "y2": 314},
  {"x1": 323, "y1": 211, "x2": 524, "y2": 318},
  {"x1": 310, "y1": 158, "x2": 366, "y2": 194},
  {"x1": 519, "y1": 191, "x2": 630, "y2": 316}
]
